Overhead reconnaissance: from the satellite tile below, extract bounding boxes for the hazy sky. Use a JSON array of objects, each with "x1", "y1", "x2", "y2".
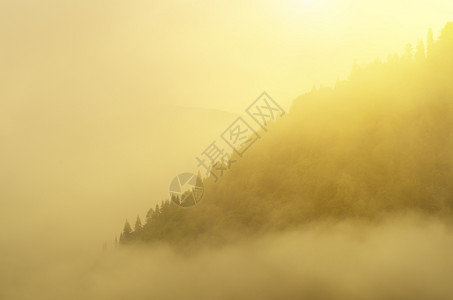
[
  {"x1": 0, "y1": 0, "x2": 452, "y2": 268},
  {"x1": 1, "y1": 0, "x2": 452, "y2": 111}
]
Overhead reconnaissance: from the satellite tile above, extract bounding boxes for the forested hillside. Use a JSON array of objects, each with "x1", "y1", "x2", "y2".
[{"x1": 119, "y1": 23, "x2": 453, "y2": 246}]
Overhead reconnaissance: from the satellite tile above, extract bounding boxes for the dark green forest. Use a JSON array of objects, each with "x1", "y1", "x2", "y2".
[{"x1": 119, "y1": 23, "x2": 453, "y2": 247}]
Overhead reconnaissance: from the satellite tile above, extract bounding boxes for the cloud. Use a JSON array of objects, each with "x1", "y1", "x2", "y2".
[{"x1": 4, "y1": 214, "x2": 451, "y2": 300}]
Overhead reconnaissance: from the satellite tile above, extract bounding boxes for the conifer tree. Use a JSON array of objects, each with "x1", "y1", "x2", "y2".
[
  {"x1": 145, "y1": 208, "x2": 154, "y2": 224},
  {"x1": 122, "y1": 220, "x2": 132, "y2": 241},
  {"x1": 135, "y1": 215, "x2": 143, "y2": 232},
  {"x1": 154, "y1": 204, "x2": 160, "y2": 217}
]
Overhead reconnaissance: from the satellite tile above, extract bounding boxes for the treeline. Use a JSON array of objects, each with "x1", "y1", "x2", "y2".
[
  {"x1": 119, "y1": 199, "x2": 174, "y2": 245},
  {"x1": 118, "y1": 23, "x2": 453, "y2": 246}
]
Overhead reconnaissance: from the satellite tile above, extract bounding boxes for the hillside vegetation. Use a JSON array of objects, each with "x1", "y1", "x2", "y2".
[{"x1": 119, "y1": 23, "x2": 453, "y2": 246}]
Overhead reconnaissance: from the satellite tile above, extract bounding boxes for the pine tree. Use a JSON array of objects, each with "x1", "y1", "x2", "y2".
[
  {"x1": 154, "y1": 204, "x2": 160, "y2": 217},
  {"x1": 135, "y1": 215, "x2": 143, "y2": 232},
  {"x1": 145, "y1": 207, "x2": 154, "y2": 224},
  {"x1": 122, "y1": 220, "x2": 132, "y2": 242}
]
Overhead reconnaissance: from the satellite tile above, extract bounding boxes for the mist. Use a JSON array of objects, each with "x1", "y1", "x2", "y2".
[
  {"x1": 1, "y1": 214, "x2": 451, "y2": 300},
  {"x1": 2, "y1": 0, "x2": 453, "y2": 299}
]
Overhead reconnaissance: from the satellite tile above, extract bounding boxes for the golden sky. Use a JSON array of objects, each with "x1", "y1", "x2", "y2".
[{"x1": 1, "y1": 0, "x2": 452, "y2": 112}]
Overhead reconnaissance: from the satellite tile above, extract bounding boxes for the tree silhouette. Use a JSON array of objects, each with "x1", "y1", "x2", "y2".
[
  {"x1": 121, "y1": 220, "x2": 132, "y2": 243},
  {"x1": 134, "y1": 216, "x2": 143, "y2": 232},
  {"x1": 145, "y1": 208, "x2": 154, "y2": 222}
]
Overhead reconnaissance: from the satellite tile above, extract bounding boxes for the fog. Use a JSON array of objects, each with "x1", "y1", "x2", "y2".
[
  {"x1": 2, "y1": 0, "x2": 453, "y2": 299},
  {"x1": 0, "y1": 214, "x2": 451, "y2": 300},
  {"x1": 1, "y1": 0, "x2": 451, "y2": 250}
]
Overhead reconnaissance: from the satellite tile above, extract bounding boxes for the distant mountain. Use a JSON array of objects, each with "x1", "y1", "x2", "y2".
[{"x1": 119, "y1": 23, "x2": 453, "y2": 247}]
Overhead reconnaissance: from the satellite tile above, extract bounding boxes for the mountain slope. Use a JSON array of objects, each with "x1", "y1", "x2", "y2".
[{"x1": 120, "y1": 23, "x2": 453, "y2": 246}]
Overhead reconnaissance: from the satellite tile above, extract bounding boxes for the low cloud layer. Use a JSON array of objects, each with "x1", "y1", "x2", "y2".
[{"x1": 3, "y1": 214, "x2": 453, "y2": 300}]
